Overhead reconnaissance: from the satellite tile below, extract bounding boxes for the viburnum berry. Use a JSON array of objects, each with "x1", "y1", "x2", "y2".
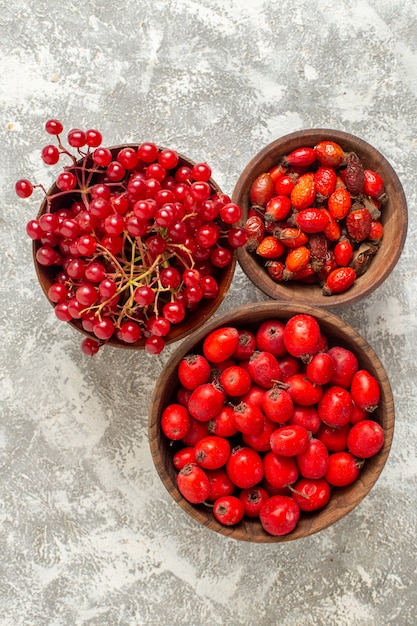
[{"x1": 12, "y1": 118, "x2": 246, "y2": 356}]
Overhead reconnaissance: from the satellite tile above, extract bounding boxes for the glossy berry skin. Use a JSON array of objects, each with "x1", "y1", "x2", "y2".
[
  {"x1": 177, "y1": 464, "x2": 210, "y2": 504},
  {"x1": 187, "y1": 383, "x2": 225, "y2": 422},
  {"x1": 161, "y1": 404, "x2": 191, "y2": 440},
  {"x1": 233, "y1": 401, "x2": 264, "y2": 435},
  {"x1": 213, "y1": 495, "x2": 245, "y2": 526},
  {"x1": 260, "y1": 387, "x2": 294, "y2": 424},
  {"x1": 283, "y1": 314, "x2": 321, "y2": 361},
  {"x1": 203, "y1": 327, "x2": 240, "y2": 364},
  {"x1": 318, "y1": 386, "x2": 354, "y2": 428},
  {"x1": 295, "y1": 209, "x2": 330, "y2": 234},
  {"x1": 314, "y1": 166, "x2": 337, "y2": 198},
  {"x1": 317, "y1": 423, "x2": 350, "y2": 452},
  {"x1": 226, "y1": 447, "x2": 264, "y2": 489},
  {"x1": 289, "y1": 406, "x2": 321, "y2": 435},
  {"x1": 206, "y1": 469, "x2": 235, "y2": 502},
  {"x1": 270, "y1": 425, "x2": 310, "y2": 457},
  {"x1": 239, "y1": 486, "x2": 269, "y2": 517},
  {"x1": 327, "y1": 346, "x2": 358, "y2": 388},
  {"x1": 327, "y1": 187, "x2": 352, "y2": 220},
  {"x1": 291, "y1": 478, "x2": 331, "y2": 512},
  {"x1": 347, "y1": 420, "x2": 384, "y2": 458},
  {"x1": 173, "y1": 447, "x2": 197, "y2": 471},
  {"x1": 265, "y1": 195, "x2": 292, "y2": 221},
  {"x1": 195, "y1": 435, "x2": 231, "y2": 470},
  {"x1": 249, "y1": 172, "x2": 275, "y2": 206},
  {"x1": 346, "y1": 207, "x2": 373, "y2": 241},
  {"x1": 263, "y1": 451, "x2": 299, "y2": 488},
  {"x1": 334, "y1": 239, "x2": 354, "y2": 266},
  {"x1": 255, "y1": 319, "x2": 286, "y2": 357},
  {"x1": 234, "y1": 329, "x2": 257, "y2": 360},
  {"x1": 178, "y1": 354, "x2": 211, "y2": 390},
  {"x1": 306, "y1": 352, "x2": 335, "y2": 385},
  {"x1": 207, "y1": 407, "x2": 237, "y2": 439},
  {"x1": 323, "y1": 267, "x2": 356, "y2": 295},
  {"x1": 256, "y1": 236, "x2": 285, "y2": 259},
  {"x1": 363, "y1": 169, "x2": 384, "y2": 198},
  {"x1": 242, "y1": 416, "x2": 276, "y2": 453},
  {"x1": 296, "y1": 438, "x2": 329, "y2": 479},
  {"x1": 350, "y1": 370, "x2": 380, "y2": 412},
  {"x1": 285, "y1": 374, "x2": 323, "y2": 406},
  {"x1": 325, "y1": 452, "x2": 361, "y2": 487},
  {"x1": 219, "y1": 365, "x2": 252, "y2": 397},
  {"x1": 181, "y1": 418, "x2": 209, "y2": 447},
  {"x1": 283, "y1": 146, "x2": 316, "y2": 168},
  {"x1": 259, "y1": 495, "x2": 300, "y2": 536},
  {"x1": 248, "y1": 351, "x2": 282, "y2": 389},
  {"x1": 314, "y1": 140, "x2": 345, "y2": 167},
  {"x1": 290, "y1": 172, "x2": 316, "y2": 210}
]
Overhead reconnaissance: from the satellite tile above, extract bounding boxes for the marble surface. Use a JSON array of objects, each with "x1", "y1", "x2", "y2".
[{"x1": 2, "y1": 0, "x2": 417, "y2": 624}]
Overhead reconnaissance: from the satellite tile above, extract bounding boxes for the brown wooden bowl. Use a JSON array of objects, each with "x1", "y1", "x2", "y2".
[
  {"x1": 149, "y1": 302, "x2": 394, "y2": 542},
  {"x1": 33, "y1": 145, "x2": 236, "y2": 349},
  {"x1": 232, "y1": 129, "x2": 408, "y2": 307}
]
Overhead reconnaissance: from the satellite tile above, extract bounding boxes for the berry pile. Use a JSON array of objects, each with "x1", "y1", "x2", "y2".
[
  {"x1": 161, "y1": 314, "x2": 385, "y2": 536},
  {"x1": 16, "y1": 120, "x2": 248, "y2": 355},
  {"x1": 244, "y1": 140, "x2": 386, "y2": 295}
]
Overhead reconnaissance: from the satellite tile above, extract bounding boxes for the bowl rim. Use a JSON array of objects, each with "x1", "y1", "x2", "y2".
[
  {"x1": 148, "y1": 301, "x2": 395, "y2": 543},
  {"x1": 232, "y1": 128, "x2": 408, "y2": 308},
  {"x1": 32, "y1": 144, "x2": 237, "y2": 350}
]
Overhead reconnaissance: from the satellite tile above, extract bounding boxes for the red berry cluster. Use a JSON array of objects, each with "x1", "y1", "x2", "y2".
[
  {"x1": 16, "y1": 120, "x2": 248, "y2": 355},
  {"x1": 161, "y1": 314, "x2": 385, "y2": 536},
  {"x1": 245, "y1": 140, "x2": 386, "y2": 295}
]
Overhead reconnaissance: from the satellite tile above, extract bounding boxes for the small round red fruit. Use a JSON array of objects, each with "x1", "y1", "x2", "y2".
[
  {"x1": 291, "y1": 478, "x2": 331, "y2": 512},
  {"x1": 347, "y1": 419, "x2": 385, "y2": 458},
  {"x1": 219, "y1": 365, "x2": 252, "y2": 397},
  {"x1": 259, "y1": 495, "x2": 300, "y2": 536},
  {"x1": 239, "y1": 486, "x2": 269, "y2": 518},
  {"x1": 178, "y1": 354, "x2": 211, "y2": 390},
  {"x1": 177, "y1": 464, "x2": 210, "y2": 504},
  {"x1": 350, "y1": 369, "x2": 380, "y2": 412},
  {"x1": 270, "y1": 425, "x2": 310, "y2": 457},
  {"x1": 226, "y1": 447, "x2": 264, "y2": 489},
  {"x1": 213, "y1": 495, "x2": 245, "y2": 526},
  {"x1": 296, "y1": 438, "x2": 329, "y2": 479},
  {"x1": 283, "y1": 314, "x2": 321, "y2": 361},
  {"x1": 161, "y1": 403, "x2": 191, "y2": 440},
  {"x1": 187, "y1": 383, "x2": 225, "y2": 422},
  {"x1": 248, "y1": 351, "x2": 282, "y2": 389},
  {"x1": 203, "y1": 327, "x2": 240, "y2": 364},
  {"x1": 194, "y1": 435, "x2": 231, "y2": 470},
  {"x1": 325, "y1": 451, "x2": 361, "y2": 487}
]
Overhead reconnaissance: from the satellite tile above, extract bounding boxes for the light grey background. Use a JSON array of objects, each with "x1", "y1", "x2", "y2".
[{"x1": 1, "y1": 1, "x2": 417, "y2": 624}]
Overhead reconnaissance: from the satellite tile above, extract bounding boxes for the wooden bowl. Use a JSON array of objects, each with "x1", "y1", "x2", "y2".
[
  {"x1": 33, "y1": 146, "x2": 236, "y2": 349},
  {"x1": 232, "y1": 129, "x2": 408, "y2": 307},
  {"x1": 149, "y1": 302, "x2": 394, "y2": 543}
]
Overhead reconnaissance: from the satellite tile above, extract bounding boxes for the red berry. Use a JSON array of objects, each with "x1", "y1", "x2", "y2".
[
  {"x1": 350, "y1": 369, "x2": 380, "y2": 412},
  {"x1": 283, "y1": 314, "x2": 321, "y2": 361},
  {"x1": 259, "y1": 495, "x2": 300, "y2": 536},
  {"x1": 161, "y1": 404, "x2": 191, "y2": 440},
  {"x1": 325, "y1": 451, "x2": 361, "y2": 487},
  {"x1": 187, "y1": 383, "x2": 225, "y2": 422},
  {"x1": 195, "y1": 435, "x2": 231, "y2": 470},
  {"x1": 226, "y1": 447, "x2": 264, "y2": 489},
  {"x1": 347, "y1": 419, "x2": 384, "y2": 458},
  {"x1": 291, "y1": 478, "x2": 331, "y2": 512},
  {"x1": 213, "y1": 495, "x2": 245, "y2": 526},
  {"x1": 177, "y1": 464, "x2": 210, "y2": 504}
]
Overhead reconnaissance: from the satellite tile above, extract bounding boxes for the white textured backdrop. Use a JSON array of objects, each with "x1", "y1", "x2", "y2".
[{"x1": 1, "y1": 0, "x2": 417, "y2": 624}]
